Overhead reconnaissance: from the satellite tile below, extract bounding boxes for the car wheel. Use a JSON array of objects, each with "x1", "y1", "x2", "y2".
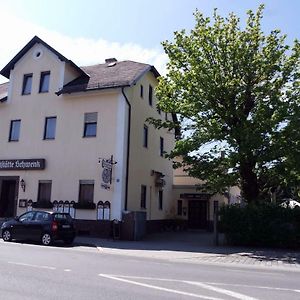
[
  {"x1": 41, "y1": 233, "x2": 52, "y2": 246},
  {"x1": 64, "y1": 237, "x2": 74, "y2": 245},
  {"x1": 2, "y1": 229, "x2": 12, "y2": 242}
]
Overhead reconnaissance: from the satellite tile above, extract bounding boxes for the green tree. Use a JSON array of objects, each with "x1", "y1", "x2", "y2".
[{"x1": 152, "y1": 5, "x2": 300, "y2": 203}]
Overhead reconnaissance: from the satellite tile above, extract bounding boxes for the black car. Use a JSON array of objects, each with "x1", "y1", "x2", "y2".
[{"x1": 1, "y1": 210, "x2": 76, "y2": 246}]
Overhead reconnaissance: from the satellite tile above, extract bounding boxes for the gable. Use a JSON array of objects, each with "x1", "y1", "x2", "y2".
[{"x1": 0, "y1": 36, "x2": 88, "y2": 80}]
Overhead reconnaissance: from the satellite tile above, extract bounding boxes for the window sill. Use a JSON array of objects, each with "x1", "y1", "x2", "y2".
[
  {"x1": 8, "y1": 140, "x2": 19, "y2": 142},
  {"x1": 83, "y1": 135, "x2": 97, "y2": 138},
  {"x1": 39, "y1": 91, "x2": 49, "y2": 94}
]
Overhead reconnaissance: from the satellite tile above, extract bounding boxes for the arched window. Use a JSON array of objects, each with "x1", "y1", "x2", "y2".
[
  {"x1": 97, "y1": 201, "x2": 104, "y2": 220},
  {"x1": 97, "y1": 201, "x2": 110, "y2": 220},
  {"x1": 70, "y1": 201, "x2": 76, "y2": 218},
  {"x1": 58, "y1": 200, "x2": 64, "y2": 213},
  {"x1": 53, "y1": 200, "x2": 59, "y2": 212},
  {"x1": 103, "y1": 201, "x2": 111, "y2": 220},
  {"x1": 27, "y1": 199, "x2": 33, "y2": 212},
  {"x1": 63, "y1": 201, "x2": 70, "y2": 213}
]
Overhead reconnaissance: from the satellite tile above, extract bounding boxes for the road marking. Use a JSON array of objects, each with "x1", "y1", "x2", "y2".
[
  {"x1": 185, "y1": 281, "x2": 258, "y2": 300},
  {"x1": 8, "y1": 261, "x2": 56, "y2": 270},
  {"x1": 64, "y1": 269, "x2": 71, "y2": 272},
  {"x1": 206, "y1": 282, "x2": 300, "y2": 294},
  {"x1": 100, "y1": 275, "x2": 300, "y2": 297},
  {"x1": 99, "y1": 274, "x2": 224, "y2": 300}
]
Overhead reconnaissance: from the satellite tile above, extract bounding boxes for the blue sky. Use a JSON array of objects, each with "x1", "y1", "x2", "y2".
[{"x1": 1, "y1": 0, "x2": 299, "y2": 82}]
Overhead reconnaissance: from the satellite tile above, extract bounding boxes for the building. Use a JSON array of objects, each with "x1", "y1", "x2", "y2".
[
  {"x1": 173, "y1": 162, "x2": 231, "y2": 231},
  {"x1": 0, "y1": 36, "x2": 230, "y2": 238},
  {"x1": 0, "y1": 36, "x2": 176, "y2": 237}
]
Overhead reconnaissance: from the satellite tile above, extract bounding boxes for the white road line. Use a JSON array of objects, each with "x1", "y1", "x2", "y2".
[
  {"x1": 99, "y1": 274, "x2": 224, "y2": 300},
  {"x1": 64, "y1": 269, "x2": 71, "y2": 272},
  {"x1": 185, "y1": 281, "x2": 258, "y2": 300},
  {"x1": 206, "y1": 282, "x2": 300, "y2": 294},
  {"x1": 8, "y1": 261, "x2": 56, "y2": 270},
  {"x1": 104, "y1": 274, "x2": 299, "y2": 294}
]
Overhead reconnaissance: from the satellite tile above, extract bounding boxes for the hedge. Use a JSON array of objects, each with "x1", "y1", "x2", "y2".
[{"x1": 219, "y1": 203, "x2": 300, "y2": 248}]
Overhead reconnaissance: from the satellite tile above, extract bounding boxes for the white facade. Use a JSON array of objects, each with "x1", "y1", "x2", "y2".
[{"x1": 0, "y1": 37, "x2": 175, "y2": 229}]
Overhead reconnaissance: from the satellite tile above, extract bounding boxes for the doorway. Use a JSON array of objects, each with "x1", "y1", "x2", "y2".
[
  {"x1": 188, "y1": 200, "x2": 208, "y2": 229},
  {"x1": 0, "y1": 178, "x2": 18, "y2": 218}
]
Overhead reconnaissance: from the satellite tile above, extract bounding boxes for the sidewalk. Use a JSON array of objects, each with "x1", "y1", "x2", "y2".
[{"x1": 75, "y1": 231, "x2": 300, "y2": 270}]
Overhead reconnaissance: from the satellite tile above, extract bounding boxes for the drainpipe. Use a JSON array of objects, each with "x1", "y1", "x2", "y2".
[{"x1": 122, "y1": 87, "x2": 131, "y2": 211}]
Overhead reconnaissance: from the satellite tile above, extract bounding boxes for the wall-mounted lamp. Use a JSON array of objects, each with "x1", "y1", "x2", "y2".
[{"x1": 20, "y1": 179, "x2": 26, "y2": 192}]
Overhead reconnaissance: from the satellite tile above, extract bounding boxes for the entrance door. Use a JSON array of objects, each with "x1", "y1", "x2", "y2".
[
  {"x1": 188, "y1": 200, "x2": 208, "y2": 229},
  {"x1": 0, "y1": 180, "x2": 17, "y2": 218}
]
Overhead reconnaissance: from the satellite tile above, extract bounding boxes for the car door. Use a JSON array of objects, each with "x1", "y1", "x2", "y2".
[
  {"x1": 31, "y1": 211, "x2": 51, "y2": 240},
  {"x1": 12, "y1": 211, "x2": 36, "y2": 240}
]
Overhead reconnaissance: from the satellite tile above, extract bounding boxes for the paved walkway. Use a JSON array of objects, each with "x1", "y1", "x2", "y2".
[{"x1": 75, "y1": 231, "x2": 300, "y2": 270}]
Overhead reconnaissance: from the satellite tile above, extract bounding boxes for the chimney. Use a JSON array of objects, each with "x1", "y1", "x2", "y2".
[{"x1": 105, "y1": 58, "x2": 117, "y2": 64}]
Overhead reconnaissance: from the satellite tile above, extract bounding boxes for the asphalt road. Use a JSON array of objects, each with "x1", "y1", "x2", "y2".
[{"x1": 0, "y1": 239, "x2": 299, "y2": 300}]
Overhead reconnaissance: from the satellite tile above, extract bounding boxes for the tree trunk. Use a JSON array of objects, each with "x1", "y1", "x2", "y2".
[{"x1": 239, "y1": 160, "x2": 259, "y2": 203}]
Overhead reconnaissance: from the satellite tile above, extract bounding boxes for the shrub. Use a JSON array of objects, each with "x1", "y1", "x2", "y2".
[{"x1": 219, "y1": 203, "x2": 300, "y2": 248}]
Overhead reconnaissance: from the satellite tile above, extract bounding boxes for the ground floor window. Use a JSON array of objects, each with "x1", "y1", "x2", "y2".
[
  {"x1": 37, "y1": 180, "x2": 52, "y2": 202},
  {"x1": 140, "y1": 185, "x2": 147, "y2": 209},
  {"x1": 213, "y1": 200, "x2": 219, "y2": 214},
  {"x1": 79, "y1": 180, "x2": 94, "y2": 203},
  {"x1": 158, "y1": 190, "x2": 163, "y2": 210},
  {"x1": 177, "y1": 200, "x2": 183, "y2": 216}
]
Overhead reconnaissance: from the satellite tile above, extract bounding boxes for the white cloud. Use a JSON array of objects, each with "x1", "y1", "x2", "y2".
[{"x1": 0, "y1": 9, "x2": 168, "y2": 84}]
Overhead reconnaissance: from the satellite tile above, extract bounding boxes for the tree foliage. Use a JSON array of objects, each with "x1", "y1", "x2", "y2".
[{"x1": 152, "y1": 5, "x2": 300, "y2": 203}]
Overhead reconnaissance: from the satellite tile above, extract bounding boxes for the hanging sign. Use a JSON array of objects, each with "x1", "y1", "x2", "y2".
[{"x1": 99, "y1": 156, "x2": 116, "y2": 190}]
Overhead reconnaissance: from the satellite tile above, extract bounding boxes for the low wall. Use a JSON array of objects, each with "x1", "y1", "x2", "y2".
[{"x1": 74, "y1": 219, "x2": 112, "y2": 238}]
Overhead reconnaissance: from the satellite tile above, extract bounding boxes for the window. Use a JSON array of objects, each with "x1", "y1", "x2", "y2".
[
  {"x1": 39, "y1": 71, "x2": 50, "y2": 93},
  {"x1": 97, "y1": 201, "x2": 111, "y2": 220},
  {"x1": 141, "y1": 185, "x2": 147, "y2": 209},
  {"x1": 140, "y1": 85, "x2": 144, "y2": 98},
  {"x1": 34, "y1": 211, "x2": 51, "y2": 221},
  {"x1": 37, "y1": 180, "x2": 52, "y2": 202},
  {"x1": 9, "y1": 120, "x2": 21, "y2": 141},
  {"x1": 19, "y1": 211, "x2": 35, "y2": 222},
  {"x1": 158, "y1": 190, "x2": 163, "y2": 210},
  {"x1": 165, "y1": 112, "x2": 168, "y2": 121},
  {"x1": 157, "y1": 106, "x2": 161, "y2": 115},
  {"x1": 84, "y1": 112, "x2": 97, "y2": 137},
  {"x1": 44, "y1": 117, "x2": 56, "y2": 139},
  {"x1": 160, "y1": 137, "x2": 164, "y2": 157},
  {"x1": 79, "y1": 180, "x2": 94, "y2": 203},
  {"x1": 148, "y1": 85, "x2": 153, "y2": 106},
  {"x1": 213, "y1": 200, "x2": 219, "y2": 214},
  {"x1": 22, "y1": 74, "x2": 32, "y2": 95},
  {"x1": 177, "y1": 200, "x2": 183, "y2": 216},
  {"x1": 143, "y1": 125, "x2": 148, "y2": 148}
]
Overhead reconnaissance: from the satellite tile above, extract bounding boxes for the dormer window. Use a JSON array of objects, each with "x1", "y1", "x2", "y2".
[
  {"x1": 22, "y1": 74, "x2": 32, "y2": 95},
  {"x1": 39, "y1": 71, "x2": 50, "y2": 93}
]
